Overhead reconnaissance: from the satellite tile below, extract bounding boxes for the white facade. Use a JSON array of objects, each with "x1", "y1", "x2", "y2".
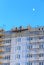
[
  {"x1": 10, "y1": 34, "x2": 44, "y2": 65},
  {"x1": 0, "y1": 27, "x2": 44, "y2": 65},
  {"x1": 10, "y1": 37, "x2": 29, "y2": 65}
]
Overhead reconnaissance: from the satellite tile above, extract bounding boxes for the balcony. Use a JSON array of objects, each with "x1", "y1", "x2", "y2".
[
  {"x1": 0, "y1": 60, "x2": 10, "y2": 63},
  {"x1": 0, "y1": 50, "x2": 4, "y2": 52},
  {"x1": 28, "y1": 57, "x2": 39, "y2": 61},
  {"x1": 0, "y1": 56, "x2": 3, "y2": 59},
  {"x1": 0, "y1": 44, "x2": 4, "y2": 47},
  {"x1": 0, "y1": 39, "x2": 4, "y2": 42},
  {"x1": 0, "y1": 34, "x2": 4, "y2": 36},
  {"x1": 0, "y1": 62, "x2": 2, "y2": 64}
]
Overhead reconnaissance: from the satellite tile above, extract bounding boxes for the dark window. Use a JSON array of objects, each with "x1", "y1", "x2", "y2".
[
  {"x1": 39, "y1": 62, "x2": 43, "y2": 65},
  {"x1": 26, "y1": 62, "x2": 32, "y2": 65},
  {"x1": 39, "y1": 28, "x2": 40, "y2": 30},
  {"x1": 39, "y1": 44, "x2": 43, "y2": 48},
  {"x1": 39, "y1": 54, "x2": 44, "y2": 57},
  {"x1": 27, "y1": 37, "x2": 33, "y2": 41},
  {"x1": 39, "y1": 36, "x2": 44, "y2": 39},
  {"x1": 17, "y1": 38, "x2": 21, "y2": 42},
  {"x1": 26, "y1": 54, "x2": 32, "y2": 58},
  {"x1": 5, "y1": 39, "x2": 11, "y2": 43},
  {"x1": 3, "y1": 63, "x2": 10, "y2": 65},
  {"x1": 4, "y1": 55, "x2": 10, "y2": 59},
  {"x1": 16, "y1": 54, "x2": 20, "y2": 59},
  {"x1": 16, "y1": 46, "x2": 21, "y2": 50},
  {"x1": 42, "y1": 28, "x2": 43, "y2": 30},
  {"x1": 27, "y1": 44, "x2": 32, "y2": 49},
  {"x1": 0, "y1": 36, "x2": 2, "y2": 38}
]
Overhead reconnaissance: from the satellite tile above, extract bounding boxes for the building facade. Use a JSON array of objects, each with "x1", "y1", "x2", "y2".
[{"x1": 0, "y1": 26, "x2": 44, "y2": 65}]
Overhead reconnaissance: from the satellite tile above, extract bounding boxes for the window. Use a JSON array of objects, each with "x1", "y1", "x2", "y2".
[
  {"x1": 32, "y1": 37, "x2": 37, "y2": 40},
  {"x1": 39, "y1": 44, "x2": 44, "y2": 48},
  {"x1": 0, "y1": 36, "x2": 2, "y2": 38},
  {"x1": 39, "y1": 36, "x2": 44, "y2": 39},
  {"x1": 5, "y1": 39, "x2": 11, "y2": 43},
  {"x1": 16, "y1": 63, "x2": 20, "y2": 65},
  {"x1": 33, "y1": 31, "x2": 40, "y2": 35},
  {"x1": 16, "y1": 38, "x2": 21, "y2": 42},
  {"x1": 26, "y1": 62, "x2": 32, "y2": 65},
  {"x1": 26, "y1": 54, "x2": 32, "y2": 58},
  {"x1": 39, "y1": 28, "x2": 40, "y2": 30},
  {"x1": 39, "y1": 54, "x2": 44, "y2": 57},
  {"x1": 16, "y1": 46, "x2": 21, "y2": 50},
  {"x1": 39, "y1": 62, "x2": 43, "y2": 65},
  {"x1": 16, "y1": 54, "x2": 20, "y2": 59},
  {"x1": 26, "y1": 37, "x2": 33, "y2": 41},
  {"x1": 42, "y1": 28, "x2": 43, "y2": 30},
  {"x1": 27, "y1": 44, "x2": 32, "y2": 49},
  {"x1": 3, "y1": 63, "x2": 10, "y2": 65},
  {"x1": 4, "y1": 55, "x2": 10, "y2": 60},
  {"x1": 5, "y1": 46, "x2": 11, "y2": 52}
]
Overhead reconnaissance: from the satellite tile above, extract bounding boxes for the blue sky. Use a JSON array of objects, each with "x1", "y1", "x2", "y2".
[{"x1": 0, "y1": 0, "x2": 44, "y2": 30}]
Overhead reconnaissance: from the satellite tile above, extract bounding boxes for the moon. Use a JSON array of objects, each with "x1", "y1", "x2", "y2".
[{"x1": 33, "y1": 8, "x2": 35, "y2": 11}]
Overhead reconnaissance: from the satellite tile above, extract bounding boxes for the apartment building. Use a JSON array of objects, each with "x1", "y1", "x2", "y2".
[
  {"x1": 0, "y1": 29, "x2": 11, "y2": 65},
  {"x1": 0, "y1": 26, "x2": 44, "y2": 65}
]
